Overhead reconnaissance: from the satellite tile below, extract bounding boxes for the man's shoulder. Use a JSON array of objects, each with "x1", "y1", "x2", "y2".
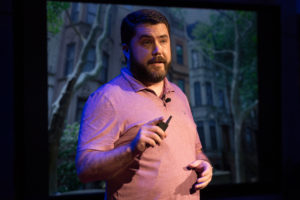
[{"x1": 89, "y1": 74, "x2": 129, "y2": 100}]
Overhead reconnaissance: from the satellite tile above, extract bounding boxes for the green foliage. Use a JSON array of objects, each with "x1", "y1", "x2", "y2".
[
  {"x1": 192, "y1": 22, "x2": 216, "y2": 58},
  {"x1": 168, "y1": 8, "x2": 186, "y2": 31},
  {"x1": 47, "y1": 1, "x2": 70, "y2": 34},
  {"x1": 192, "y1": 11, "x2": 235, "y2": 65},
  {"x1": 57, "y1": 122, "x2": 106, "y2": 193},
  {"x1": 57, "y1": 122, "x2": 83, "y2": 192},
  {"x1": 237, "y1": 11, "x2": 258, "y2": 108},
  {"x1": 192, "y1": 10, "x2": 258, "y2": 110}
]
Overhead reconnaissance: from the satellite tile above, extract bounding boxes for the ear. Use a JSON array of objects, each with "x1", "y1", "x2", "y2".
[{"x1": 122, "y1": 43, "x2": 130, "y2": 61}]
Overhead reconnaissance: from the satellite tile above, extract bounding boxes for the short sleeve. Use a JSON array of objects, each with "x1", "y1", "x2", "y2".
[{"x1": 77, "y1": 91, "x2": 121, "y2": 152}]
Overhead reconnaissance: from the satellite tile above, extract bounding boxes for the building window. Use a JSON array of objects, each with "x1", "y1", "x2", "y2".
[
  {"x1": 192, "y1": 50, "x2": 198, "y2": 68},
  {"x1": 75, "y1": 98, "x2": 87, "y2": 122},
  {"x1": 86, "y1": 3, "x2": 97, "y2": 24},
  {"x1": 196, "y1": 121, "x2": 206, "y2": 150},
  {"x1": 203, "y1": 56, "x2": 209, "y2": 67},
  {"x1": 100, "y1": 52, "x2": 109, "y2": 83},
  {"x1": 83, "y1": 47, "x2": 96, "y2": 72},
  {"x1": 209, "y1": 120, "x2": 218, "y2": 151},
  {"x1": 177, "y1": 79, "x2": 185, "y2": 93},
  {"x1": 176, "y1": 44, "x2": 183, "y2": 65},
  {"x1": 64, "y1": 43, "x2": 76, "y2": 76},
  {"x1": 218, "y1": 89, "x2": 225, "y2": 109},
  {"x1": 71, "y1": 3, "x2": 80, "y2": 23},
  {"x1": 194, "y1": 81, "x2": 202, "y2": 106},
  {"x1": 205, "y1": 82, "x2": 214, "y2": 106}
]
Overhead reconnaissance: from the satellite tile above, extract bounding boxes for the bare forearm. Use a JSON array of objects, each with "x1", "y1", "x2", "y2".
[
  {"x1": 76, "y1": 143, "x2": 137, "y2": 183},
  {"x1": 76, "y1": 117, "x2": 166, "y2": 183}
]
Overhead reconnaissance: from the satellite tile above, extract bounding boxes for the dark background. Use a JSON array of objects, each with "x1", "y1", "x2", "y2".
[{"x1": 1, "y1": 0, "x2": 299, "y2": 199}]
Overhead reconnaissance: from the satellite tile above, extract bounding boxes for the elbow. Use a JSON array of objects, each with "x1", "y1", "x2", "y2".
[
  {"x1": 76, "y1": 163, "x2": 90, "y2": 183},
  {"x1": 76, "y1": 160, "x2": 107, "y2": 183},
  {"x1": 76, "y1": 150, "x2": 114, "y2": 182},
  {"x1": 76, "y1": 154, "x2": 95, "y2": 183},
  {"x1": 77, "y1": 168, "x2": 108, "y2": 183},
  {"x1": 78, "y1": 174, "x2": 91, "y2": 184},
  {"x1": 78, "y1": 174, "x2": 87, "y2": 183}
]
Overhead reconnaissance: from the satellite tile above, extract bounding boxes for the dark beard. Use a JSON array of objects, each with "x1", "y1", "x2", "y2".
[{"x1": 129, "y1": 53, "x2": 171, "y2": 85}]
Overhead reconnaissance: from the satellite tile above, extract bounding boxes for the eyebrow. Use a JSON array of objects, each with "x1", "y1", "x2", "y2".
[{"x1": 138, "y1": 34, "x2": 169, "y2": 40}]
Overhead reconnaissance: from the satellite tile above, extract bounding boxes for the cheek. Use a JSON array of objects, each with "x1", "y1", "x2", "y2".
[
  {"x1": 134, "y1": 47, "x2": 151, "y2": 62},
  {"x1": 164, "y1": 46, "x2": 172, "y2": 61}
]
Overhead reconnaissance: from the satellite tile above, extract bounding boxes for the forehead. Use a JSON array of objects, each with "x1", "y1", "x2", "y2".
[{"x1": 134, "y1": 23, "x2": 170, "y2": 38}]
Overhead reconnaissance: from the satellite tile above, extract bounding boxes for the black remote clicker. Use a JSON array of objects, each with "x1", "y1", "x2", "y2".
[{"x1": 157, "y1": 115, "x2": 172, "y2": 131}]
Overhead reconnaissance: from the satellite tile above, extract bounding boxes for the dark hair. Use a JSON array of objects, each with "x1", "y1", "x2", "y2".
[{"x1": 121, "y1": 9, "x2": 170, "y2": 45}]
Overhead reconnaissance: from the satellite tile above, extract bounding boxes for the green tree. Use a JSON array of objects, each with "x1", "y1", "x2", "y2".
[
  {"x1": 57, "y1": 122, "x2": 105, "y2": 192},
  {"x1": 47, "y1": 2, "x2": 70, "y2": 34},
  {"x1": 167, "y1": 7, "x2": 186, "y2": 30},
  {"x1": 57, "y1": 123, "x2": 83, "y2": 192},
  {"x1": 192, "y1": 10, "x2": 258, "y2": 183},
  {"x1": 47, "y1": 2, "x2": 113, "y2": 194}
]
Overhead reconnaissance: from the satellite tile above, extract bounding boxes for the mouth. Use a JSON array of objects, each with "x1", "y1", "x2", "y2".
[
  {"x1": 148, "y1": 57, "x2": 166, "y2": 65},
  {"x1": 149, "y1": 62, "x2": 164, "y2": 66}
]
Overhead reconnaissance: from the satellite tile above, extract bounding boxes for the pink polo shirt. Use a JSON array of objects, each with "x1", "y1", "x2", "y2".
[{"x1": 78, "y1": 68, "x2": 203, "y2": 199}]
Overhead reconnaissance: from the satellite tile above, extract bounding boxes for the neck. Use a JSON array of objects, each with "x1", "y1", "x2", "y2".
[
  {"x1": 146, "y1": 80, "x2": 164, "y2": 97},
  {"x1": 127, "y1": 66, "x2": 165, "y2": 97}
]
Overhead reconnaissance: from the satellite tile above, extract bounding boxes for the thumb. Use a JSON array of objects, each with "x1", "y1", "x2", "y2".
[
  {"x1": 146, "y1": 116, "x2": 164, "y2": 125},
  {"x1": 187, "y1": 160, "x2": 202, "y2": 169}
]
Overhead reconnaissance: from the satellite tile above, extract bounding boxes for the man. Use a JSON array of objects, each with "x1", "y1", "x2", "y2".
[{"x1": 76, "y1": 9, "x2": 213, "y2": 199}]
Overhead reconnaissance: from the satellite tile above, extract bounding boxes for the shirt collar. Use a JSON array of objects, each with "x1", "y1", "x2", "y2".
[{"x1": 121, "y1": 67, "x2": 175, "y2": 94}]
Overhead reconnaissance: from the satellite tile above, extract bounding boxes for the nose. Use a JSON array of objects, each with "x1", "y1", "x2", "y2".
[{"x1": 152, "y1": 41, "x2": 162, "y2": 56}]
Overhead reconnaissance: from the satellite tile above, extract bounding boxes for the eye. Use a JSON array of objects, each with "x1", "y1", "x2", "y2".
[
  {"x1": 142, "y1": 39, "x2": 153, "y2": 45},
  {"x1": 160, "y1": 38, "x2": 168, "y2": 44}
]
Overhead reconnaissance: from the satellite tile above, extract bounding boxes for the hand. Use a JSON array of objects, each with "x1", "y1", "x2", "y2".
[
  {"x1": 130, "y1": 116, "x2": 167, "y2": 154},
  {"x1": 188, "y1": 160, "x2": 213, "y2": 190}
]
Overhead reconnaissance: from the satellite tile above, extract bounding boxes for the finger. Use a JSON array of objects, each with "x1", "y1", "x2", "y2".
[
  {"x1": 146, "y1": 116, "x2": 164, "y2": 125},
  {"x1": 197, "y1": 175, "x2": 210, "y2": 183},
  {"x1": 201, "y1": 162, "x2": 213, "y2": 176},
  {"x1": 194, "y1": 181, "x2": 209, "y2": 190},
  {"x1": 201, "y1": 168, "x2": 211, "y2": 177},
  {"x1": 187, "y1": 160, "x2": 202, "y2": 169},
  {"x1": 195, "y1": 178, "x2": 212, "y2": 189},
  {"x1": 142, "y1": 135, "x2": 157, "y2": 148},
  {"x1": 148, "y1": 125, "x2": 167, "y2": 139},
  {"x1": 147, "y1": 131, "x2": 163, "y2": 145}
]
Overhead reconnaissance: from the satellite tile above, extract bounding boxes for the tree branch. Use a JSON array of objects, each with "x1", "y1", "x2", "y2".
[
  {"x1": 50, "y1": 5, "x2": 104, "y2": 120},
  {"x1": 65, "y1": 9, "x2": 85, "y2": 42},
  {"x1": 213, "y1": 49, "x2": 235, "y2": 54},
  {"x1": 240, "y1": 57, "x2": 257, "y2": 75},
  {"x1": 218, "y1": 10, "x2": 234, "y2": 22},
  {"x1": 74, "y1": 5, "x2": 112, "y2": 91},
  {"x1": 230, "y1": 13, "x2": 241, "y2": 121},
  {"x1": 196, "y1": 48, "x2": 233, "y2": 74},
  {"x1": 240, "y1": 19, "x2": 253, "y2": 39},
  {"x1": 241, "y1": 99, "x2": 258, "y2": 121},
  {"x1": 197, "y1": 40, "x2": 234, "y2": 55}
]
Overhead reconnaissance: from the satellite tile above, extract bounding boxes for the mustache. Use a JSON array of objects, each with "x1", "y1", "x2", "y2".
[{"x1": 148, "y1": 56, "x2": 166, "y2": 64}]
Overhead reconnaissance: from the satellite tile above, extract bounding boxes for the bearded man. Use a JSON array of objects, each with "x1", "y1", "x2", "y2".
[{"x1": 76, "y1": 9, "x2": 213, "y2": 200}]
